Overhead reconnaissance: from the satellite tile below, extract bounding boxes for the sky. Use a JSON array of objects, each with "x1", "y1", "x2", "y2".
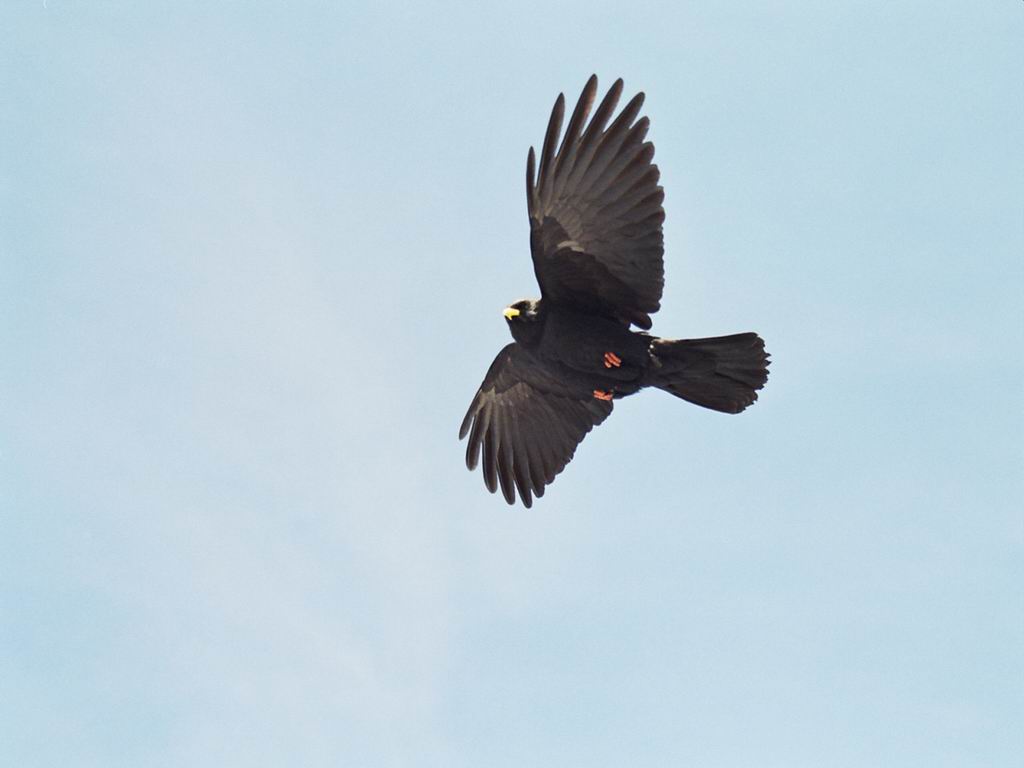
[{"x1": 1, "y1": 2, "x2": 1022, "y2": 766}]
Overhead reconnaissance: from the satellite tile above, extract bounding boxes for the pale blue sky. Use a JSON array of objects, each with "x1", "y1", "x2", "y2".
[{"x1": 2, "y1": 2, "x2": 1022, "y2": 766}]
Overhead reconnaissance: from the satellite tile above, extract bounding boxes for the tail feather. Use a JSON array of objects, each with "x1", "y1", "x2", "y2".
[{"x1": 648, "y1": 332, "x2": 769, "y2": 414}]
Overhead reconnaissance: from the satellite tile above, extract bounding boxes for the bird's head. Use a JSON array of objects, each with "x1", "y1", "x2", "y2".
[{"x1": 503, "y1": 298, "x2": 544, "y2": 346}]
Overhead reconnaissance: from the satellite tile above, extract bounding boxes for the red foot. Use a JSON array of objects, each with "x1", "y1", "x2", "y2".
[
  {"x1": 593, "y1": 389, "x2": 614, "y2": 401},
  {"x1": 603, "y1": 352, "x2": 622, "y2": 368}
]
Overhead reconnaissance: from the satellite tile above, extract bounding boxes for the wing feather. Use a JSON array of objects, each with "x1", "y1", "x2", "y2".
[
  {"x1": 552, "y1": 74, "x2": 596, "y2": 182},
  {"x1": 459, "y1": 344, "x2": 612, "y2": 507},
  {"x1": 527, "y1": 77, "x2": 665, "y2": 329},
  {"x1": 537, "y1": 93, "x2": 564, "y2": 201},
  {"x1": 483, "y1": 407, "x2": 501, "y2": 493},
  {"x1": 494, "y1": 409, "x2": 515, "y2": 504},
  {"x1": 566, "y1": 78, "x2": 623, "y2": 192},
  {"x1": 525, "y1": 146, "x2": 537, "y2": 209}
]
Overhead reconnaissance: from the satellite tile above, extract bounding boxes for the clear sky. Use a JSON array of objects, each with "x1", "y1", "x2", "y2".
[{"x1": 2, "y1": 2, "x2": 1021, "y2": 766}]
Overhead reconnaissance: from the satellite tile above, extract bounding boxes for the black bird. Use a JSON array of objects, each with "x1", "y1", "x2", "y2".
[{"x1": 460, "y1": 76, "x2": 769, "y2": 507}]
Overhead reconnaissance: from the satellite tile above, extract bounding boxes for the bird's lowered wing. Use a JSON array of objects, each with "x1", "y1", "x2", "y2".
[
  {"x1": 527, "y1": 75, "x2": 665, "y2": 330},
  {"x1": 459, "y1": 344, "x2": 613, "y2": 507}
]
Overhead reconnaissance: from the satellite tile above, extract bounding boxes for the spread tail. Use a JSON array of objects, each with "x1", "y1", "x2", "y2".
[{"x1": 648, "y1": 332, "x2": 769, "y2": 414}]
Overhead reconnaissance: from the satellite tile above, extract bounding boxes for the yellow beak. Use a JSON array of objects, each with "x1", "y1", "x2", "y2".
[{"x1": 503, "y1": 307, "x2": 521, "y2": 320}]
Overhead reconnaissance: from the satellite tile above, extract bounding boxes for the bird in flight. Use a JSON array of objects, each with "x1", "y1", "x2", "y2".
[{"x1": 460, "y1": 75, "x2": 769, "y2": 507}]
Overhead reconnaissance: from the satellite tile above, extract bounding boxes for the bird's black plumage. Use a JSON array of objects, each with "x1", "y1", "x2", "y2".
[{"x1": 460, "y1": 76, "x2": 770, "y2": 507}]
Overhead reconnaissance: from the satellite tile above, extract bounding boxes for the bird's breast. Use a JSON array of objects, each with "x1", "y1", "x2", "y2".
[{"x1": 536, "y1": 308, "x2": 649, "y2": 382}]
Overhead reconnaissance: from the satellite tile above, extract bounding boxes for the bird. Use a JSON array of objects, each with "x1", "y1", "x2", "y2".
[{"x1": 459, "y1": 75, "x2": 769, "y2": 508}]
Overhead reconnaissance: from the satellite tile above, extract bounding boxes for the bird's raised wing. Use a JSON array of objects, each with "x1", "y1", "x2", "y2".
[
  {"x1": 459, "y1": 344, "x2": 613, "y2": 507},
  {"x1": 527, "y1": 75, "x2": 665, "y2": 330}
]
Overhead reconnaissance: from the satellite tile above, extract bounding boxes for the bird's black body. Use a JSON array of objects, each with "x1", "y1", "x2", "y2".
[
  {"x1": 460, "y1": 76, "x2": 770, "y2": 507},
  {"x1": 510, "y1": 301, "x2": 649, "y2": 397}
]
